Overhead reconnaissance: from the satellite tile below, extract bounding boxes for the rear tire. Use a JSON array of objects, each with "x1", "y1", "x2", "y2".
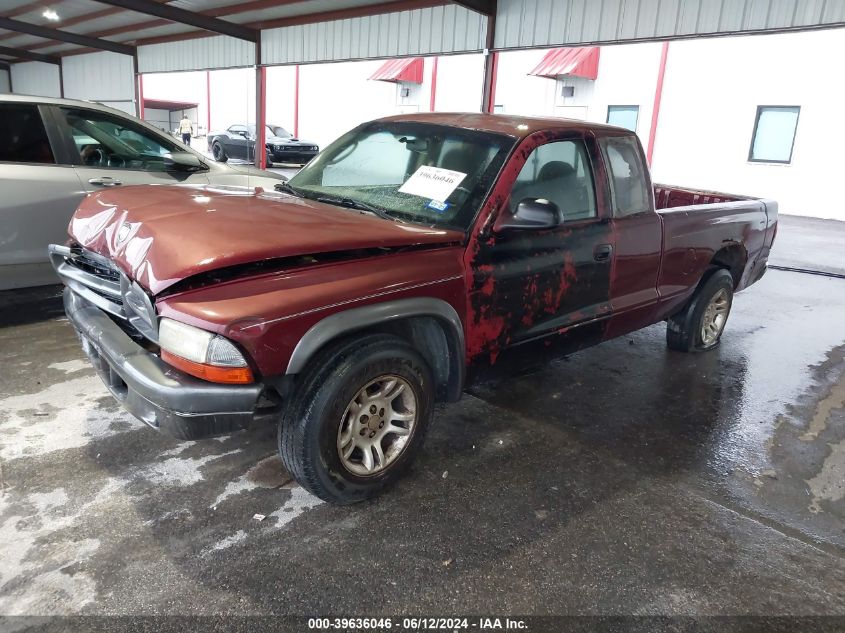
[
  {"x1": 279, "y1": 334, "x2": 435, "y2": 504},
  {"x1": 211, "y1": 141, "x2": 227, "y2": 162},
  {"x1": 666, "y1": 268, "x2": 734, "y2": 352}
]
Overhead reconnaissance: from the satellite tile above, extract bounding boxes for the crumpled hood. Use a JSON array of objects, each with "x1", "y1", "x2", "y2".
[{"x1": 69, "y1": 184, "x2": 463, "y2": 295}]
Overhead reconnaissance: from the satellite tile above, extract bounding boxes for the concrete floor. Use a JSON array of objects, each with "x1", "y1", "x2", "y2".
[
  {"x1": 769, "y1": 215, "x2": 845, "y2": 276},
  {"x1": 1, "y1": 258, "x2": 844, "y2": 618}
]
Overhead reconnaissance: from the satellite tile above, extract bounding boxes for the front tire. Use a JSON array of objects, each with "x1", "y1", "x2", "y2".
[
  {"x1": 211, "y1": 141, "x2": 228, "y2": 162},
  {"x1": 667, "y1": 268, "x2": 734, "y2": 352},
  {"x1": 279, "y1": 334, "x2": 435, "y2": 504}
]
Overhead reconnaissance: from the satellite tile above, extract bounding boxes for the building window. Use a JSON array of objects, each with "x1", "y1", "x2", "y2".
[
  {"x1": 749, "y1": 106, "x2": 800, "y2": 163},
  {"x1": 606, "y1": 105, "x2": 639, "y2": 132}
]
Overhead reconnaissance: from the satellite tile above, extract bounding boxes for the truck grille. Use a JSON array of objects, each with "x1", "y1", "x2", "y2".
[
  {"x1": 49, "y1": 244, "x2": 159, "y2": 343},
  {"x1": 68, "y1": 251, "x2": 122, "y2": 285}
]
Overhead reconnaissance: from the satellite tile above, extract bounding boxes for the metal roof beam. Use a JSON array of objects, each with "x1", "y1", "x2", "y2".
[
  {"x1": 0, "y1": 44, "x2": 60, "y2": 64},
  {"x1": 0, "y1": 16, "x2": 136, "y2": 55},
  {"x1": 452, "y1": 0, "x2": 495, "y2": 16},
  {"x1": 0, "y1": 7, "x2": 122, "y2": 44},
  {"x1": 90, "y1": 0, "x2": 258, "y2": 42},
  {"x1": 248, "y1": 0, "x2": 449, "y2": 31}
]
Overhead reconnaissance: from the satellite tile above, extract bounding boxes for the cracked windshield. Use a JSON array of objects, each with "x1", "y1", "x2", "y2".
[{"x1": 287, "y1": 121, "x2": 514, "y2": 230}]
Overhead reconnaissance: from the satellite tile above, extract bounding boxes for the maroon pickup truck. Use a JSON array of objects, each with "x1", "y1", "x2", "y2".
[{"x1": 51, "y1": 113, "x2": 777, "y2": 503}]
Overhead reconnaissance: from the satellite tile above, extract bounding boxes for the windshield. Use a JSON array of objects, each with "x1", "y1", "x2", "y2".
[
  {"x1": 248, "y1": 125, "x2": 292, "y2": 138},
  {"x1": 286, "y1": 121, "x2": 514, "y2": 231}
]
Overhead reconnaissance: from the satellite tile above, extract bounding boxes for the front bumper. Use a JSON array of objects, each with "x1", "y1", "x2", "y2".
[
  {"x1": 269, "y1": 149, "x2": 317, "y2": 163},
  {"x1": 64, "y1": 288, "x2": 263, "y2": 440}
]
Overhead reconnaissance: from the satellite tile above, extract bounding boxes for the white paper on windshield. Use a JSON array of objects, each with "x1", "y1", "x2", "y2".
[{"x1": 398, "y1": 166, "x2": 467, "y2": 202}]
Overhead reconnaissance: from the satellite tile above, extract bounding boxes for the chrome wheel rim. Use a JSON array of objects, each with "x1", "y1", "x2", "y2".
[
  {"x1": 337, "y1": 375, "x2": 417, "y2": 477},
  {"x1": 700, "y1": 288, "x2": 730, "y2": 346}
]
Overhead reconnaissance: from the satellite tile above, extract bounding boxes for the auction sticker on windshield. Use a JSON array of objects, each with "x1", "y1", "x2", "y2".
[{"x1": 398, "y1": 165, "x2": 466, "y2": 202}]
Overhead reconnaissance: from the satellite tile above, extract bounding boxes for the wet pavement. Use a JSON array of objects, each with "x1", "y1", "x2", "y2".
[{"x1": 0, "y1": 268, "x2": 843, "y2": 621}]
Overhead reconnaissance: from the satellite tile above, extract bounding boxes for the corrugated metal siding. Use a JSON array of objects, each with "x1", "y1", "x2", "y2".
[
  {"x1": 495, "y1": 0, "x2": 845, "y2": 49},
  {"x1": 62, "y1": 52, "x2": 135, "y2": 102},
  {"x1": 9, "y1": 62, "x2": 61, "y2": 97},
  {"x1": 138, "y1": 36, "x2": 255, "y2": 73},
  {"x1": 262, "y1": 4, "x2": 487, "y2": 65}
]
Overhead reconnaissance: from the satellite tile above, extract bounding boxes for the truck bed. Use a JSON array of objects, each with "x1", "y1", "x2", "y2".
[
  {"x1": 653, "y1": 183, "x2": 749, "y2": 209},
  {"x1": 651, "y1": 184, "x2": 778, "y2": 303}
]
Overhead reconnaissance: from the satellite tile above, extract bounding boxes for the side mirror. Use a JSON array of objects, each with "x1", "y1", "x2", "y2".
[
  {"x1": 163, "y1": 152, "x2": 205, "y2": 172},
  {"x1": 497, "y1": 198, "x2": 562, "y2": 231}
]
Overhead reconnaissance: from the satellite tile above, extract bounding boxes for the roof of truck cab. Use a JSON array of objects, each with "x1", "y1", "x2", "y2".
[{"x1": 376, "y1": 112, "x2": 632, "y2": 138}]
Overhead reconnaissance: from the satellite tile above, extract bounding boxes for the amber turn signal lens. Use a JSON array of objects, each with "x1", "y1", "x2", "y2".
[{"x1": 161, "y1": 350, "x2": 254, "y2": 384}]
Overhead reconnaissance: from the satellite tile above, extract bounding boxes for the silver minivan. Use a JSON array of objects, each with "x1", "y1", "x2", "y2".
[{"x1": 0, "y1": 94, "x2": 285, "y2": 290}]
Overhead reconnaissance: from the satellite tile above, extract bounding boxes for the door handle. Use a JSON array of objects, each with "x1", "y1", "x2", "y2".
[
  {"x1": 594, "y1": 244, "x2": 613, "y2": 262},
  {"x1": 88, "y1": 177, "x2": 122, "y2": 187}
]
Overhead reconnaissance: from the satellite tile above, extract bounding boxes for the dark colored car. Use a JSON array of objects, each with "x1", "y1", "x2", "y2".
[
  {"x1": 207, "y1": 124, "x2": 319, "y2": 166},
  {"x1": 52, "y1": 113, "x2": 777, "y2": 504}
]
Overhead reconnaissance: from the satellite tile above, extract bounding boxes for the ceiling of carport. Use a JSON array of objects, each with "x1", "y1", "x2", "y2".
[{"x1": 0, "y1": 0, "x2": 484, "y2": 61}]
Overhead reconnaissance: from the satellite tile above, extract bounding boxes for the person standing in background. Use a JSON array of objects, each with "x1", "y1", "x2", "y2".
[{"x1": 179, "y1": 113, "x2": 193, "y2": 146}]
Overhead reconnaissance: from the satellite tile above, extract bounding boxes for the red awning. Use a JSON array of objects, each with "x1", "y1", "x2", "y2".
[
  {"x1": 369, "y1": 57, "x2": 424, "y2": 84},
  {"x1": 528, "y1": 47, "x2": 600, "y2": 80},
  {"x1": 143, "y1": 99, "x2": 198, "y2": 112}
]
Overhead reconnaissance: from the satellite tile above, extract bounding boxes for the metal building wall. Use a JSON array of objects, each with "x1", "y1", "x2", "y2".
[
  {"x1": 0, "y1": 69, "x2": 10, "y2": 93},
  {"x1": 495, "y1": 0, "x2": 845, "y2": 49},
  {"x1": 9, "y1": 62, "x2": 61, "y2": 97},
  {"x1": 138, "y1": 35, "x2": 255, "y2": 73},
  {"x1": 62, "y1": 51, "x2": 135, "y2": 112},
  {"x1": 262, "y1": 4, "x2": 487, "y2": 65}
]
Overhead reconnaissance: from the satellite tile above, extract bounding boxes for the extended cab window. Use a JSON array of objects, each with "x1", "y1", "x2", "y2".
[
  {"x1": 0, "y1": 104, "x2": 55, "y2": 164},
  {"x1": 509, "y1": 139, "x2": 597, "y2": 222},
  {"x1": 59, "y1": 107, "x2": 182, "y2": 171},
  {"x1": 601, "y1": 136, "x2": 652, "y2": 217}
]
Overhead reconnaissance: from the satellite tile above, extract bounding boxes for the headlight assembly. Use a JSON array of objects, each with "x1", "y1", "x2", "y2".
[{"x1": 158, "y1": 318, "x2": 253, "y2": 384}]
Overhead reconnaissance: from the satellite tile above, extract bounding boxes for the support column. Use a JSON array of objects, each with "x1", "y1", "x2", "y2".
[
  {"x1": 254, "y1": 34, "x2": 266, "y2": 170},
  {"x1": 137, "y1": 74, "x2": 144, "y2": 119},
  {"x1": 646, "y1": 41, "x2": 670, "y2": 167},
  {"x1": 206, "y1": 70, "x2": 211, "y2": 136},
  {"x1": 58, "y1": 59, "x2": 64, "y2": 98},
  {"x1": 293, "y1": 64, "x2": 300, "y2": 138},
  {"x1": 133, "y1": 53, "x2": 143, "y2": 119},
  {"x1": 429, "y1": 56, "x2": 438, "y2": 112},
  {"x1": 480, "y1": 9, "x2": 498, "y2": 113}
]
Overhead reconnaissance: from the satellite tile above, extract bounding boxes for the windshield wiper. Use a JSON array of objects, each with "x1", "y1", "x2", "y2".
[
  {"x1": 274, "y1": 181, "x2": 302, "y2": 197},
  {"x1": 315, "y1": 195, "x2": 398, "y2": 222}
]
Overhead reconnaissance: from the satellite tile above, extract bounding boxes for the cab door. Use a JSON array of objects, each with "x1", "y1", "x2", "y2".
[
  {"x1": 49, "y1": 105, "x2": 210, "y2": 193},
  {"x1": 598, "y1": 134, "x2": 663, "y2": 339},
  {"x1": 468, "y1": 133, "x2": 614, "y2": 366}
]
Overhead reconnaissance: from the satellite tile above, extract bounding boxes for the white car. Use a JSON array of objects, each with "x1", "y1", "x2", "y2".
[{"x1": 0, "y1": 94, "x2": 285, "y2": 290}]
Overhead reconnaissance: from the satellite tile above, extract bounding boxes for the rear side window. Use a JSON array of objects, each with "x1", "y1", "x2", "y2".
[
  {"x1": 0, "y1": 104, "x2": 55, "y2": 164},
  {"x1": 600, "y1": 136, "x2": 651, "y2": 217}
]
